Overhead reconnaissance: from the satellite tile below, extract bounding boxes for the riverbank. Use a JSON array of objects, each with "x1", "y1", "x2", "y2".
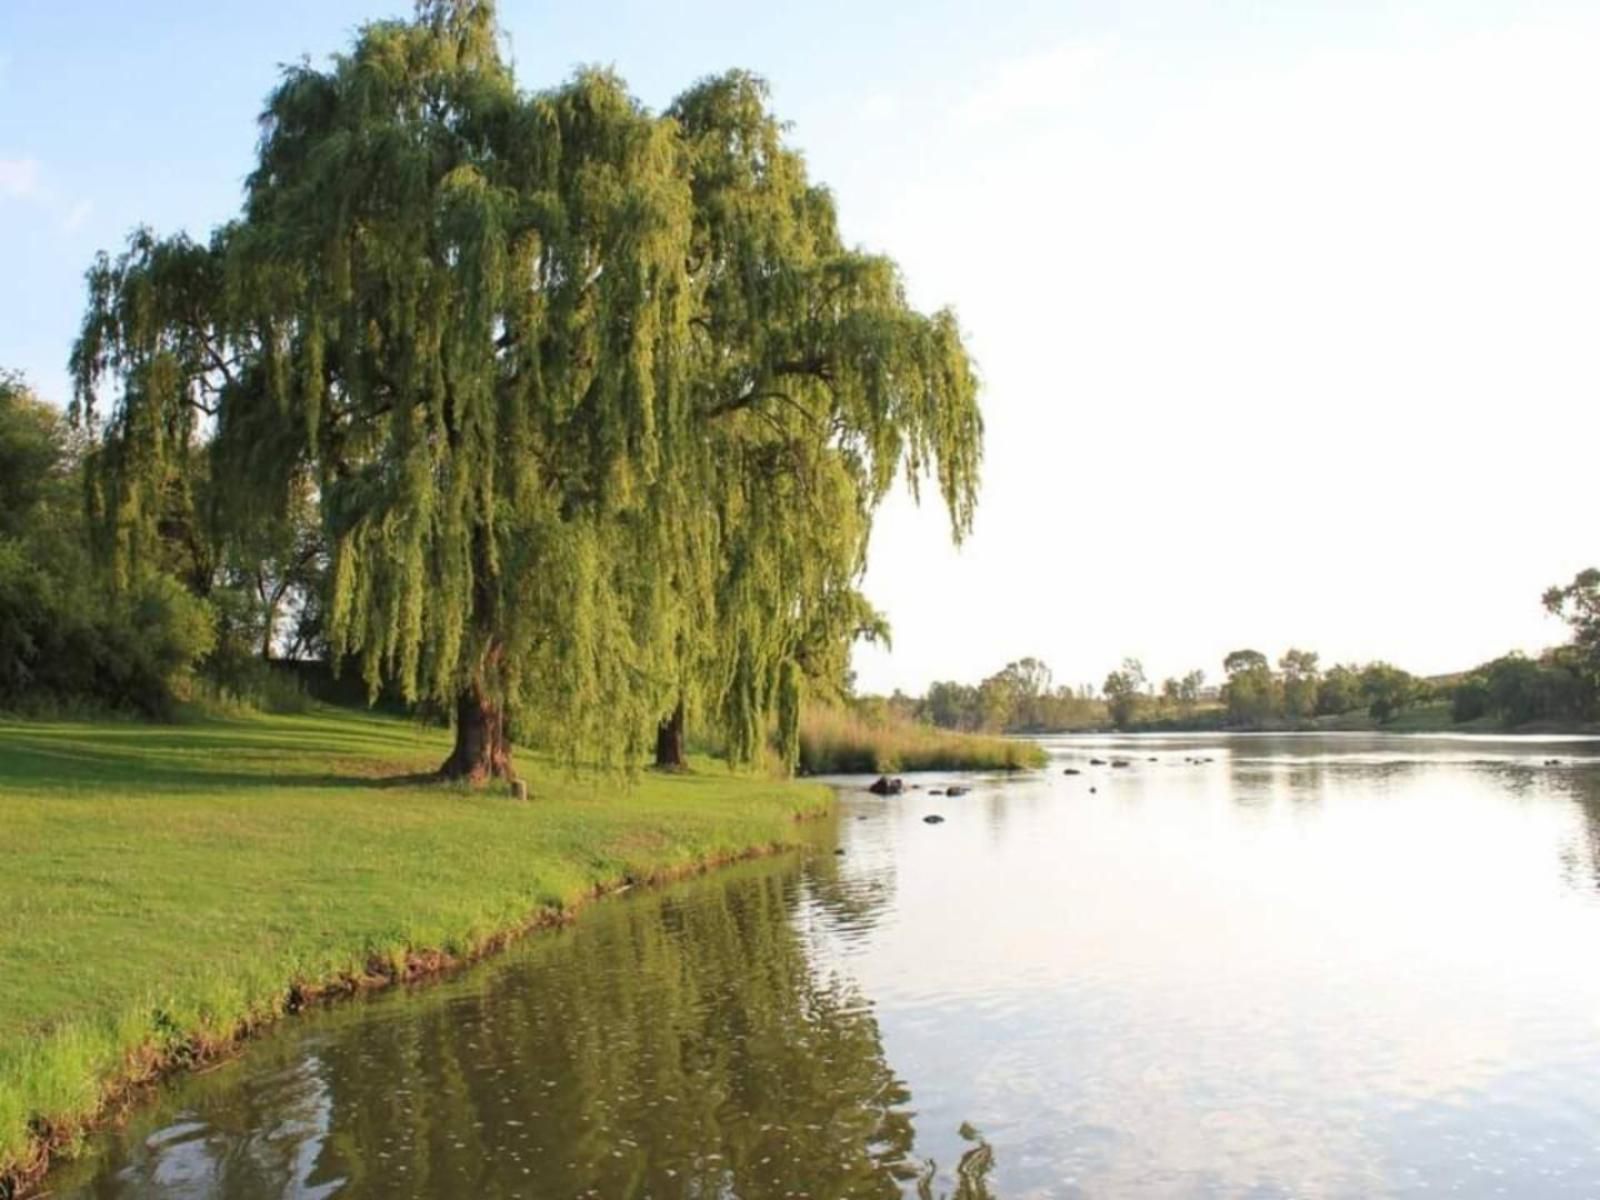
[
  {"x1": 0, "y1": 709, "x2": 829, "y2": 1197},
  {"x1": 798, "y1": 705, "x2": 1047, "y2": 773}
]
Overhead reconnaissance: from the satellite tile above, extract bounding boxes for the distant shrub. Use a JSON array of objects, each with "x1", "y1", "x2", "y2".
[
  {"x1": 1450, "y1": 675, "x2": 1491, "y2": 724},
  {"x1": 798, "y1": 705, "x2": 1046, "y2": 774},
  {"x1": 0, "y1": 375, "x2": 218, "y2": 719},
  {"x1": 189, "y1": 660, "x2": 314, "y2": 717},
  {"x1": 0, "y1": 546, "x2": 217, "y2": 718}
]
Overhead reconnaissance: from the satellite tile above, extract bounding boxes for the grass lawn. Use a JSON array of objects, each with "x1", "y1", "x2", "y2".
[{"x1": 0, "y1": 707, "x2": 828, "y2": 1190}]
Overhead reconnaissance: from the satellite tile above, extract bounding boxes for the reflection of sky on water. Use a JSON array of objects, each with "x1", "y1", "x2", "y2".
[
  {"x1": 809, "y1": 736, "x2": 1600, "y2": 1197},
  {"x1": 96, "y1": 1056, "x2": 342, "y2": 1200}
]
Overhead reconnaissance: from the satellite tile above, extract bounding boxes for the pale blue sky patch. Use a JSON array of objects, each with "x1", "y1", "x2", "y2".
[{"x1": 0, "y1": 156, "x2": 39, "y2": 198}]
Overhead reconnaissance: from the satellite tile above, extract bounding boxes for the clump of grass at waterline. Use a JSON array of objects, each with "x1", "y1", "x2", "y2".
[
  {"x1": 798, "y1": 705, "x2": 1047, "y2": 774},
  {"x1": 0, "y1": 708, "x2": 828, "y2": 1194}
]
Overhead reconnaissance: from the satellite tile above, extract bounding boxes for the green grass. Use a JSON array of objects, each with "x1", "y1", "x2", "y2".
[
  {"x1": 797, "y1": 705, "x2": 1047, "y2": 774},
  {"x1": 0, "y1": 707, "x2": 828, "y2": 1190}
]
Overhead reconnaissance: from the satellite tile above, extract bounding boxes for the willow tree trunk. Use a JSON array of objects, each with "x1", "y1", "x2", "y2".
[
  {"x1": 439, "y1": 685, "x2": 514, "y2": 782},
  {"x1": 654, "y1": 700, "x2": 686, "y2": 770}
]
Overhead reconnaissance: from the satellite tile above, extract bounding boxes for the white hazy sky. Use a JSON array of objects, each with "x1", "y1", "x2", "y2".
[
  {"x1": 3, "y1": 1, "x2": 1597, "y2": 694},
  {"x1": 841, "y1": 8, "x2": 1600, "y2": 694}
]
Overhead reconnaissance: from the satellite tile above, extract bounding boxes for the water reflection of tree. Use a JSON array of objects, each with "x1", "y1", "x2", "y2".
[
  {"x1": 322, "y1": 865, "x2": 937, "y2": 1198},
  {"x1": 276, "y1": 869, "x2": 909, "y2": 1196},
  {"x1": 915, "y1": 1122, "x2": 998, "y2": 1200},
  {"x1": 63, "y1": 859, "x2": 1002, "y2": 1198},
  {"x1": 1553, "y1": 767, "x2": 1600, "y2": 891}
]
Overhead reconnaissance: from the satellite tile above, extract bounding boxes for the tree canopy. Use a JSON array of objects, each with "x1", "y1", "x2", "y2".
[{"x1": 70, "y1": 0, "x2": 983, "y2": 780}]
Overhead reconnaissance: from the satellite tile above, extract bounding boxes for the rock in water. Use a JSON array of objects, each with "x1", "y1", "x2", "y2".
[
  {"x1": 1089, "y1": 758, "x2": 1108, "y2": 766},
  {"x1": 1062, "y1": 768, "x2": 1082, "y2": 776},
  {"x1": 868, "y1": 776, "x2": 905, "y2": 796},
  {"x1": 923, "y1": 814, "x2": 945, "y2": 824},
  {"x1": 946, "y1": 785, "x2": 971, "y2": 798}
]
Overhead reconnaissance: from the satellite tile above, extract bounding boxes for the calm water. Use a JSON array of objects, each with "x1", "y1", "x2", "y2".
[{"x1": 50, "y1": 734, "x2": 1600, "y2": 1199}]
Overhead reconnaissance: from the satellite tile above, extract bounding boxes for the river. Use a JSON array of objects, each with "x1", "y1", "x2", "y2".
[{"x1": 49, "y1": 734, "x2": 1600, "y2": 1198}]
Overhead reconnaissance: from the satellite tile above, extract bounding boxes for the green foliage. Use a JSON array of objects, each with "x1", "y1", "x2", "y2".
[
  {"x1": 923, "y1": 679, "x2": 980, "y2": 730},
  {"x1": 0, "y1": 554, "x2": 215, "y2": 718},
  {"x1": 0, "y1": 375, "x2": 216, "y2": 717},
  {"x1": 1358, "y1": 661, "x2": 1420, "y2": 724},
  {"x1": 1435, "y1": 572, "x2": 1600, "y2": 729},
  {"x1": 666, "y1": 69, "x2": 980, "y2": 767},
  {"x1": 1278, "y1": 648, "x2": 1320, "y2": 719},
  {"x1": 71, "y1": 7, "x2": 983, "y2": 777},
  {"x1": 921, "y1": 658, "x2": 1104, "y2": 733},
  {"x1": 1544, "y1": 568, "x2": 1600, "y2": 701},
  {"x1": 1102, "y1": 657, "x2": 1147, "y2": 729},
  {"x1": 975, "y1": 657, "x2": 1050, "y2": 729},
  {"x1": 1222, "y1": 647, "x2": 1279, "y2": 726},
  {"x1": 1222, "y1": 648, "x2": 1268, "y2": 675},
  {"x1": 1465, "y1": 651, "x2": 1588, "y2": 726},
  {"x1": 0, "y1": 370, "x2": 72, "y2": 539},
  {"x1": 1316, "y1": 663, "x2": 1364, "y2": 716},
  {"x1": 1450, "y1": 673, "x2": 1492, "y2": 723}
]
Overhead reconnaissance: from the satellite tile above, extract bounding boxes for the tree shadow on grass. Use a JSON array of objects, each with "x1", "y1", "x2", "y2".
[{"x1": 0, "y1": 735, "x2": 453, "y2": 796}]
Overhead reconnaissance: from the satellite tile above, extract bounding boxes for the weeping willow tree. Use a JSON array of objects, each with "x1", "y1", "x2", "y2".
[
  {"x1": 651, "y1": 71, "x2": 982, "y2": 770},
  {"x1": 73, "y1": 2, "x2": 982, "y2": 784}
]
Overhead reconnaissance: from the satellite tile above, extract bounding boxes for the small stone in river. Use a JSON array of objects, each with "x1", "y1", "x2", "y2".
[
  {"x1": 868, "y1": 775, "x2": 905, "y2": 796},
  {"x1": 833, "y1": 848, "x2": 846, "y2": 855},
  {"x1": 1063, "y1": 768, "x2": 1081, "y2": 775},
  {"x1": 923, "y1": 814, "x2": 945, "y2": 824},
  {"x1": 1089, "y1": 758, "x2": 1108, "y2": 766},
  {"x1": 930, "y1": 788, "x2": 945, "y2": 795},
  {"x1": 1090, "y1": 786, "x2": 1098, "y2": 793},
  {"x1": 946, "y1": 785, "x2": 971, "y2": 797}
]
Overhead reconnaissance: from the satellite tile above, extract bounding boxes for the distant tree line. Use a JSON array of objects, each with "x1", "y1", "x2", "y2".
[
  {"x1": 901, "y1": 575, "x2": 1600, "y2": 735},
  {"x1": 1202, "y1": 649, "x2": 1424, "y2": 728},
  {"x1": 916, "y1": 657, "x2": 1104, "y2": 733}
]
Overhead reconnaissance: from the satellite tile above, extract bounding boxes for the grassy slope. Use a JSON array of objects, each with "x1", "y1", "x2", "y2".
[{"x1": 0, "y1": 708, "x2": 828, "y2": 1188}]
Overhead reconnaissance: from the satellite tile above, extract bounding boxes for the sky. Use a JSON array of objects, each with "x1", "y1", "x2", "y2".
[{"x1": 3, "y1": 0, "x2": 1598, "y2": 696}]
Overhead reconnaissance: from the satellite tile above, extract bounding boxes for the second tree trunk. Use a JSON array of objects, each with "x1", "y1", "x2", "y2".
[{"x1": 654, "y1": 700, "x2": 686, "y2": 769}]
